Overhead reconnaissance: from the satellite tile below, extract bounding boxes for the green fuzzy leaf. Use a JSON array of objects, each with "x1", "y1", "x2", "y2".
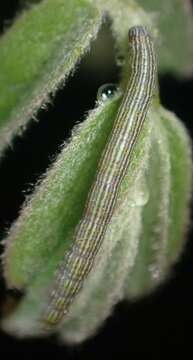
[
  {"x1": 125, "y1": 107, "x2": 192, "y2": 298},
  {"x1": 0, "y1": 0, "x2": 101, "y2": 156},
  {"x1": 2, "y1": 95, "x2": 151, "y2": 339},
  {"x1": 3, "y1": 96, "x2": 121, "y2": 288},
  {"x1": 137, "y1": 0, "x2": 193, "y2": 74}
]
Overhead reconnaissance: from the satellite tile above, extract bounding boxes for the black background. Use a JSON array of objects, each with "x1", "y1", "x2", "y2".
[{"x1": 0, "y1": 1, "x2": 193, "y2": 357}]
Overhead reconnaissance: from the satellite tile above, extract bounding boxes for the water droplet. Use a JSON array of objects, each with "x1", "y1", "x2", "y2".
[{"x1": 97, "y1": 83, "x2": 117, "y2": 103}]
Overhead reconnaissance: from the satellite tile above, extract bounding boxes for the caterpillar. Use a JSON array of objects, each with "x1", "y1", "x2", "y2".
[{"x1": 43, "y1": 25, "x2": 156, "y2": 327}]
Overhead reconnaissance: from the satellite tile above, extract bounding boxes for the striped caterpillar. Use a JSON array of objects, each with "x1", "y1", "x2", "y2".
[{"x1": 43, "y1": 25, "x2": 156, "y2": 327}]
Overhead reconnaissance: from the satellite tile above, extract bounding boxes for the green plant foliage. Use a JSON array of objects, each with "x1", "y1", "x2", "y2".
[
  {"x1": 2, "y1": 103, "x2": 192, "y2": 344},
  {"x1": 0, "y1": 0, "x2": 101, "y2": 155},
  {"x1": 0, "y1": 0, "x2": 192, "y2": 345},
  {"x1": 4, "y1": 96, "x2": 121, "y2": 288},
  {"x1": 137, "y1": 0, "x2": 193, "y2": 74}
]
